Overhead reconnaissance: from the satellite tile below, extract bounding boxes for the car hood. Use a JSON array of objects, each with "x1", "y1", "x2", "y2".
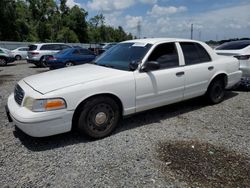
[{"x1": 23, "y1": 64, "x2": 127, "y2": 94}]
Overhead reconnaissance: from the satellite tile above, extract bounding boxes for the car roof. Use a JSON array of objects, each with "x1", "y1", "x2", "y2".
[
  {"x1": 31, "y1": 43, "x2": 69, "y2": 46},
  {"x1": 122, "y1": 38, "x2": 200, "y2": 45},
  {"x1": 0, "y1": 47, "x2": 10, "y2": 51}
]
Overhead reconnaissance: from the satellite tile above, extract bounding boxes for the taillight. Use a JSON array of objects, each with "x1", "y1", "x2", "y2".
[
  {"x1": 31, "y1": 52, "x2": 39, "y2": 56},
  {"x1": 234, "y1": 55, "x2": 250, "y2": 60}
]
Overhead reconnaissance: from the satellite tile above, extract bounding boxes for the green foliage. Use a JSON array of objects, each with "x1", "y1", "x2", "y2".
[{"x1": 0, "y1": 0, "x2": 133, "y2": 43}]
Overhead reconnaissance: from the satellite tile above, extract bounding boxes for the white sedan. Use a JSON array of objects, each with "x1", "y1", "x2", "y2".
[{"x1": 6, "y1": 38, "x2": 242, "y2": 139}]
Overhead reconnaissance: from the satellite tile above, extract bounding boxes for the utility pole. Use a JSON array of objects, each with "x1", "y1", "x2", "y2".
[
  {"x1": 137, "y1": 21, "x2": 141, "y2": 39},
  {"x1": 190, "y1": 24, "x2": 193, "y2": 39}
]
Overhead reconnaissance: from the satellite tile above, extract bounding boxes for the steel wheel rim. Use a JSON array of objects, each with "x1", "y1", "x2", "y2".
[
  {"x1": 86, "y1": 103, "x2": 115, "y2": 134},
  {"x1": 213, "y1": 85, "x2": 223, "y2": 100},
  {"x1": 66, "y1": 62, "x2": 73, "y2": 67},
  {"x1": 0, "y1": 59, "x2": 6, "y2": 65}
]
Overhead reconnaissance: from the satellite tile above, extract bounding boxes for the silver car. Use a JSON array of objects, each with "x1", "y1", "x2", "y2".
[
  {"x1": 27, "y1": 43, "x2": 72, "y2": 67},
  {"x1": 11, "y1": 47, "x2": 29, "y2": 60},
  {"x1": 215, "y1": 40, "x2": 250, "y2": 77},
  {"x1": 0, "y1": 47, "x2": 15, "y2": 66}
]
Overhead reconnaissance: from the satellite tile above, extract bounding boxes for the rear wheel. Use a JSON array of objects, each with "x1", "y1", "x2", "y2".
[
  {"x1": 15, "y1": 55, "x2": 21, "y2": 61},
  {"x1": 206, "y1": 79, "x2": 225, "y2": 104},
  {"x1": 0, "y1": 58, "x2": 7, "y2": 66},
  {"x1": 77, "y1": 96, "x2": 120, "y2": 139},
  {"x1": 65, "y1": 62, "x2": 74, "y2": 67}
]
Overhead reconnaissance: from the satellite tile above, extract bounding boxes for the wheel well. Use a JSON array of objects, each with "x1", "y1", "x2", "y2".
[
  {"x1": 210, "y1": 73, "x2": 228, "y2": 88},
  {"x1": 0, "y1": 56, "x2": 7, "y2": 60},
  {"x1": 39, "y1": 56, "x2": 46, "y2": 62},
  {"x1": 71, "y1": 93, "x2": 123, "y2": 130}
]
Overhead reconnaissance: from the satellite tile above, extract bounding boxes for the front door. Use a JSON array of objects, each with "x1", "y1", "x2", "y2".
[{"x1": 135, "y1": 42, "x2": 185, "y2": 112}]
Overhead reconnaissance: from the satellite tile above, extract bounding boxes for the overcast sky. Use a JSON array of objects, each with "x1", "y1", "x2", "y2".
[{"x1": 65, "y1": 0, "x2": 250, "y2": 41}]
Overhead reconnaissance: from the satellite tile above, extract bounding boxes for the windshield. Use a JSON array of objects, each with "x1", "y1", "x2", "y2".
[
  {"x1": 94, "y1": 42, "x2": 152, "y2": 71},
  {"x1": 216, "y1": 40, "x2": 250, "y2": 50}
]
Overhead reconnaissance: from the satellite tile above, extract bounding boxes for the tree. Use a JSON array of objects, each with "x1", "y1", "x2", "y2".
[{"x1": 0, "y1": 0, "x2": 134, "y2": 43}]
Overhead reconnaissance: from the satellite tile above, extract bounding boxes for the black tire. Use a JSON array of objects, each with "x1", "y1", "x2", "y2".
[
  {"x1": 39, "y1": 56, "x2": 47, "y2": 67},
  {"x1": 0, "y1": 58, "x2": 7, "y2": 66},
  {"x1": 15, "y1": 55, "x2": 21, "y2": 61},
  {"x1": 77, "y1": 96, "x2": 120, "y2": 139},
  {"x1": 65, "y1": 61, "x2": 74, "y2": 67},
  {"x1": 206, "y1": 79, "x2": 225, "y2": 104}
]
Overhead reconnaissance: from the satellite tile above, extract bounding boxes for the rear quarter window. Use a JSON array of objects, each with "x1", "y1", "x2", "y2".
[{"x1": 29, "y1": 45, "x2": 37, "y2": 51}]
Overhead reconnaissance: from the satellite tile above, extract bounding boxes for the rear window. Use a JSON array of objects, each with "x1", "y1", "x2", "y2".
[
  {"x1": 216, "y1": 41, "x2": 250, "y2": 50},
  {"x1": 40, "y1": 44, "x2": 57, "y2": 50},
  {"x1": 29, "y1": 45, "x2": 37, "y2": 51}
]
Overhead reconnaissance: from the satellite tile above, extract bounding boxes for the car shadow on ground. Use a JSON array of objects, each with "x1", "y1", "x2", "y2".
[
  {"x1": 116, "y1": 91, "x2": 238, "y2": 134},
  {"x1": 14, "y1": 91, "x2": 238, "y2": 152},
  {"x1": 4, "y1": 64, "x2": 16, "y2": 67}
]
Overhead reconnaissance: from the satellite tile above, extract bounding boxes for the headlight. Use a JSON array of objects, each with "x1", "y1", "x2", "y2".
[{"x1": 23, "y1": 97, "x2": 67, "y2": 112}]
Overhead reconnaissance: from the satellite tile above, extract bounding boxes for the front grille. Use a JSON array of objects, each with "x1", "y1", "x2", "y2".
[{"x1": 14, "y1": 84, "x2": 25, "y2": 105}]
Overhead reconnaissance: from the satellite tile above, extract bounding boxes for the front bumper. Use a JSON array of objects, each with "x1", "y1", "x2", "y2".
[{"x1": 7, "y1": 93, "x2": 74, "y2": 137}]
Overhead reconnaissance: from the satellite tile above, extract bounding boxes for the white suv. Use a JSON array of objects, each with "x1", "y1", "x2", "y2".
[
  {"x1": 27, "y1": 43, "x2": 72, "y2": 67},
  {"x1": 6, "y1": 38, "x2": 242, "y2": 139}
]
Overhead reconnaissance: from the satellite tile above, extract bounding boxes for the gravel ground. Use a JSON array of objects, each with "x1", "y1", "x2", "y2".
[{"x1": 0, "y1": 61, "x2": 250, "y2": 187}]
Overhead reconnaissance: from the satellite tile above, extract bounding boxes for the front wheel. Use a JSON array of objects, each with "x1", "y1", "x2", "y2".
[
  {"x1": 0, "y1": 58, "x2": 7, "y2": 66},
  {"x1": 15, "y1": 55, "x2": 21, "y2": 61},
  {"x1": 65, "y1": 62, "x2": 74, "y2": 67},
  {"x1": 206, "y1": 79, "x2": 225, "y2": 104},
  {"x1": 77, "y1": 96, "x2": 120, "y2": 139}
]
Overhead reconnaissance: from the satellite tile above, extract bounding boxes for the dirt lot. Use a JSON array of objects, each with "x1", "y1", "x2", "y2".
[{"x1": 0, "y1": 61, "x2": 250, "y2": 187}]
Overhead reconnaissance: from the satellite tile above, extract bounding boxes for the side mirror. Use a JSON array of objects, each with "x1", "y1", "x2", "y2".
[
  {"x1": 141, "y1": 61, "x2": 160, "y2": 72},
  {"x1": 129, "y1": 60, "x2": 139, "y2": 71}
]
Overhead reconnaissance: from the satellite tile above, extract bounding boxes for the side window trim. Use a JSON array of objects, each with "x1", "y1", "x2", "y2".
[{"x1": 175, "y1": 42, "x2": 185, "y2": 66}]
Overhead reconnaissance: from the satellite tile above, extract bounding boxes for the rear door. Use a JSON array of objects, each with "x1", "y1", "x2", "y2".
[{"x1": 180, "y1": 42, "x2": 214, "y2": 99}]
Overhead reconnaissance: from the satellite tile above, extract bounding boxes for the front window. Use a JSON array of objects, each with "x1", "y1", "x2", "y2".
[{"x1": 93, "y1": 42, "x2": 152, "y2": 71}]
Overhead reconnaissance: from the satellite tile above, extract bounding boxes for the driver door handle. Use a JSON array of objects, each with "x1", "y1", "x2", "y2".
[
  {"x1": 208, "y1": 66, "x2": 214, "y2": 71},
  {"x1": 176, "y1": 71, "x2": 185, "y2": 77}
]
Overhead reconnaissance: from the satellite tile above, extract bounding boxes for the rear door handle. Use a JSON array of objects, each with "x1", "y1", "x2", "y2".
[
  {"x1": 208, "y1": 66, "x2": 214, "y2": 71},
  {"x1": 176, "y1": 71, "x2": 185, "y2": 77}
]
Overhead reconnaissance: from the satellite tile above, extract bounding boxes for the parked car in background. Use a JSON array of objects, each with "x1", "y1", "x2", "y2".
[
  {"x1": 215, "y1": 40, "x2": 250, "y2": 77},
  {"x1": 11, "y1": 47, "x2": 29, "y2": 60},
  {"x1": 6, "y1": 38, "x2": 241, "y2": 139},
  {"x1": 0, "y1": 47, "x2": 15, "y2": 66},
  {"x1": 27, "y1": 43, "x2": 72, "y2": 67},
  {"x1": 215, "y1": 40, "x2": 250, "y2": 88},
  {"x1": 45, "y1": 47, "x2": 96, "y2": 69},
  {"x1": 89, "y1": 43, "x2": 117, "y2": 55}
]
